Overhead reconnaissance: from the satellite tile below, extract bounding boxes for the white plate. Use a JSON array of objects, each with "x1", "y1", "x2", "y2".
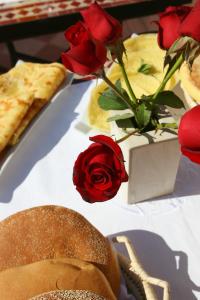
[{"x1": 0, "y1": 73, "x2": 74, "y2": 174}]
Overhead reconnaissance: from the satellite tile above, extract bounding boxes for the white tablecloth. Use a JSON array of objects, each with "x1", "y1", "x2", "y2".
[{"x1": 0, "y1": 81, "x2": 200, "y2": 300}]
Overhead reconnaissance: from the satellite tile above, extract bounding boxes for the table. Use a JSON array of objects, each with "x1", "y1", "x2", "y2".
[
  {"x1": 0, "y1": 79, "x2": 200, "y2": 299},
  {"x1": 0, "y1": 0, "x2": 192, "y2": 69}
]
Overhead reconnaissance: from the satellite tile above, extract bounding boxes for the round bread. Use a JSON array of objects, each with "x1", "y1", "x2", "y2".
[
  {"x1": 0, "y1": 258, "x2": 116, "y2": 300},
  {"x1": 180, "y1": 56, "x2": 200, "y2": 103},
  {"x1": 29, "y1": 290, "x2": 107, "y2": 300},
  {"x1": 0, "y1": 205, "x2": 120, "y2": 296}
]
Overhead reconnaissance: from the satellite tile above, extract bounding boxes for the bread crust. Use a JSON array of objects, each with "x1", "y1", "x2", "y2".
[
  {"x1": 0, "y1": 206, "x2": 120, "y2": 296},
  {"x1": 0, "y1": 258, "x2": 116, "y2": 300}
]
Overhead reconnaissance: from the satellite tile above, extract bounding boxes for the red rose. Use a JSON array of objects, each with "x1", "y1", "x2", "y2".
[
  {"x1": 179, "y1": 0, "x2": 200, "y2": 42},
  {"x1": 61, "y1": 40, "x2": 107, "y2": 75},
  {"x1": 73, "y1": 135, "x2": 128, "y2": 203},
  {"x1": 64, "y1": 21, "x2": 90, "y2": 47},
  {"x1": 178, "y1": 105, "x2": 200, "y2": 164},
  {"x1": 157, "y1": 6, "x2": 191, "y2": 50},
  {"x1": 81, "y1": 2, "x2": 122, "y2": 44}
]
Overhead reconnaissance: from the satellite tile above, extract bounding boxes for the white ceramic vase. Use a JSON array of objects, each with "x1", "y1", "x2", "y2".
[{"x1": 112, "y1": 118, "x2": 181, "y2": 204}]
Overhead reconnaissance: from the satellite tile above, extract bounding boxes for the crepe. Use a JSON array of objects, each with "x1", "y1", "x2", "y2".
[
  {"x1": 0, "y1": 62, "x2": 67, "y2": 152},
  {"x1": 179, "y1": 56, "x2": 200, "y2": 104},
  {"x1": 87, "y1": 33, "x2": 178, "y2": 132}
]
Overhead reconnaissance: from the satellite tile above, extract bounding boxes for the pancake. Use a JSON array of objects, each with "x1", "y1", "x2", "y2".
[
  {"x1": 0, "y1": 62, "x2": 67, "y2": 151},
  {"x1": 87, "y1": 34, "x2": 178, "y2": 132}
]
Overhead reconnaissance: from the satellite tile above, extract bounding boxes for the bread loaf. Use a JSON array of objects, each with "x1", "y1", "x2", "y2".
[
  {"x1": 0, "y1": 205, "x2": 120, "y2": 296},
  {"x1": 0, "y1": 258, "x2": 116, "y2": 300},
  {"x1": 29, "y1": 290, "x2": 107, "y2": 300}
]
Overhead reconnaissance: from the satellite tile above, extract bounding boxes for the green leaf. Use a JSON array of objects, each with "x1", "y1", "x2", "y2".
[
  {"x1": 135, "y1": 103, "x2": 152, "y2": 129},
  {"x1": 115, "y1": 79, "x2": 130, "y2": 100},
  {"x1": 98, "y1": 87, "x2": 129, "y2": 111},
  {"x1": 116, "y1": 117, "x2": 135, "y2": 128},
  {"x1": 157, "y1": 122, "x2": 178, "y2": 130},
  {"x1": 154, "y1": 91, "x2": 185, "y2": 109},
  {"x1": 107, "y1": 113, "x2": 134, "y2": 122},
  {"x1": 137, "y1": 61, "x2": 152, "y2": 75}
]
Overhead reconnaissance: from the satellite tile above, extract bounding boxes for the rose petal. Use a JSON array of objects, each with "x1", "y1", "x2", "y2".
[
  {"x1": 178, "y1": 105, "x2": 200, "y2": 149},
  {"x1": 81, "y1": 2, "x2": 122, "y2": 44},
  {"x1": 181, "y1": 146, "x2": 200, "y2": 164},
  {"x1": 61, "y1": 40, "x2": 106, "y2": 75}
]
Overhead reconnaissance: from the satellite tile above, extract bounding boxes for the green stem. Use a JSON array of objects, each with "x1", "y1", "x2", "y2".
[
  {"x1": 118, "y1": 57, "x2": 138, "y2": 104},
  {"x1": 153, "y1": 54, "x2": 184, "y2": 100},
  {"x1": 116, "y1": 129, "x2": 139, "y2": 144},
  {"x1": 101, "y1": 72, "x2": 135, "y2": 112}
]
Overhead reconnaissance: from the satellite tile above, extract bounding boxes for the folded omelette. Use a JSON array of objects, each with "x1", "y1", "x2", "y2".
[{"x1": 0, "y1": 62, "x2": 67, "y2": 153}]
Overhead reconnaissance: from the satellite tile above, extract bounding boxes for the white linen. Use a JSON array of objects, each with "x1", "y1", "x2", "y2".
[{"x1": 0, "y1": 81, "x2": 200, "y2": 300}]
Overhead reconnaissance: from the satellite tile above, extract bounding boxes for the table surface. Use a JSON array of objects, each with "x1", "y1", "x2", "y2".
[
  {"x1": 0, "y1": 0, "x2": 149, "y2": 26},
  {"x1": 0, "y1": 79, "x2": 200, "y2": 299}
]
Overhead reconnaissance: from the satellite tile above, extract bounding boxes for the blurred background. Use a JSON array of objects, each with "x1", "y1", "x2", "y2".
[{"x1": 0, "y1": 0, "x2": 194, "y2": 73}]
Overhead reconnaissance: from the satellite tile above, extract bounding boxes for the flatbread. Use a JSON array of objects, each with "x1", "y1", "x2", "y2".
[
  {"x1": 87, "y1": 34, "x2": 178, "y2": 132},
  {"x1": 0, "y1": 64, "x2": 35, "y2": 152},
  {"x1": 9, "y1": 99, "x2": 46, "y2": 145},
  {"x1": 0, "y1": 62, "x2": 67, "y2": 151},
  {"x1": 179, "y1": 56, "x2": 200, "y2": 103}
]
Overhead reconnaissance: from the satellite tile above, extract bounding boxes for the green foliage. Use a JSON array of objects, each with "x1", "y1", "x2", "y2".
[
  {"x1": 154, "y1": 91, "x2": 185, "y2": 108},
  {"x1": 134, "y1": 103, "x2": 152, "y2": 129},
  {"x1": 116, "y1": 117, "x2": 136, "y2": 128},
  {"x1": 107, "y1": 113, "x2": 134, "y2": 122},
  {"x1": 137, "y1": 60, "x2": 153, "y2": 75},
  {"x1": 98, "y1": 80, "x2": 130, "y2": 111}
]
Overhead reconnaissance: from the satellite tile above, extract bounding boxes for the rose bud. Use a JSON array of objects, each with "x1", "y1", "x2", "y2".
[
  {"x1": 178, "y1": 105, "x2": 200, "y2": 164},
  {"x1": 64, "y1": 21, "x2": 90, "y2": 47},
  {"x1": 157, "y1": 5, "x2": 191, "y2": 50},
  {"x1": 61, "y1": 40, "x2": 107, "y2": 75},
  {"x1": 179, "y1": 0, "x2": 200, "y2": 43},
  {"x1": 81, "y1": 2, "x2": 122, "y2": 44},
  {"x1": 73, "y1": 135, "x2": 128, "y2": 203}
]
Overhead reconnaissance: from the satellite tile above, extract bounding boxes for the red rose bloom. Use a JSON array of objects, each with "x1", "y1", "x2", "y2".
[
  {"x1": 64, "y1": 21, "x2": 90, "y2": 47},
  {"x1": 81, "y1": 2, "x2": 122, "y2": 44},
  {"x1": 73, "y1": 135, "x2": 128, "y2": 203},
  {"x1": 61, "y1": 40, "x2": 107, "y2": 75},
  {"x1": 157, "y1": 6, "x2": 191, "y2": 50},
  {"x1": 178, "y1": 105, "x2": 200, "y2": 164},
  {"x1": 179, "y1": 0, "x2": 200, "y2": 42}
]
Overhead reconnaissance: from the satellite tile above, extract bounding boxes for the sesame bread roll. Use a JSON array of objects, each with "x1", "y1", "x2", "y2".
[{"x1": 30, "y1": 290, "x2": 107, "y2": 300}]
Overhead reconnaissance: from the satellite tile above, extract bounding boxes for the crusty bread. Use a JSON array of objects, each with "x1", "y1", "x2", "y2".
[
  {"x1": 0, "y1": 205, "x2": 120, "y2": 296},
  {"x1": 29, "y1": 290, "x2": 107, "y2": 300},
  {"x1": 0, "y1": 258, "x2": 116, "y2": 300}
]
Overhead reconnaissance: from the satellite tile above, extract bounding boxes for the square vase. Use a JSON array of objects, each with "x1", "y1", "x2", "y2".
[{"x1": 112, "y1": 123, "x2": 181, "y2": 204}]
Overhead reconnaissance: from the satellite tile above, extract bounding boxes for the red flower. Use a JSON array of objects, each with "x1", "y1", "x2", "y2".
[
  {"x1": 64, "y1": 21, "x2": 90, "y2": 47},
  {"x1": 61, "y1": 40, "x2": 107, "y2": 75},
  {"x1": 178, "y1": 105, "x2": 200, "y2": 164},
  {"x1": 73, "y1": 135, "x2": 128, "y2": 203},
  {"x1": 81, "y1": 2, "x2": 122, "y2": 44},
  {"x1": 157, "y1": 6, "x2": 191, "y2": 50},
  {"x1": 179, "y1": 0, "x2": 200, "y2": 42}
]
